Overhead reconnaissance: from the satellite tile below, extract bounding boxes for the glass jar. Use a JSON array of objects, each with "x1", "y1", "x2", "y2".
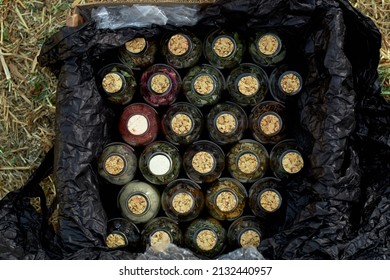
[
  {"x1": 227, "y1": 139, "x2": 269, "y2": 183},
  {"x1": 248, "y1": 177, "x2": 285, "y2": 219},
  {"x1": 138, "y1": 141, "x2": 182, "y2": 185},
  {"x1": 269, "y1": 65, "x2": 303, "y2": 103},
  {"x1": 118, "y1": 103, "x2": 159, "y2": 147},
  {"x1": 183, "y1": 140, "x2": 225, "y2": 184},
  {"x1": 161, "y1": 102, "x2": 204, "y2": 146},
  {"x1": 183, "y1": 64, "x2": 225, "y2": 107},
  {"x1": 249, "y1": 101, "x2": 286, "y2": 144},
  {"x1": 269, "y1": 139, "x2": 305, "y2": 180},
  {"x1": 118, "y1": 37, "x2": 157, "y2": 69},
  {"x1": 226, "y1": 63, "x2": 268, "y2": 107},
  {"x1": 248, "y1": 31, "x2": 286, "y2": 67},
  {"x1": 97, "y1": 63, "x2": 137, "y2": 105},
  {"x1": 206, "y1": 102, "x2": 248, "y2": 145},
  {"x1": 161, "y1": 31, "x2": 202, "y2": 69},
  {"x1": 227, "y1": 216, "x2": 264, "y2": 249},
  {"x1": 105, "y1": 218, "x2": 142, "y2": 252},
  {"x1": 203, "y1": 29, "x2": 244, "y2": 69},
  {"x1": 117, "y1": 181, "x2": 160, "y2": 224},
  {"x1": 141, "y1": 217, "x2": 183, "y2": 250},
  {"x1": 140, "y1": 64, "x2": 182, "y2": 107},
  {"x1": 161, "y1": 179, "x2": 204, "y2": 222},
  {"x1": 205, "y1": 178, "x2": 247, "y2": 221},
  {"x1": 97, "y1": 142, "x2": 137, "y2": 186},
  {"x1": 184, "y1": 217, "x2": 226, "y2": 259}
]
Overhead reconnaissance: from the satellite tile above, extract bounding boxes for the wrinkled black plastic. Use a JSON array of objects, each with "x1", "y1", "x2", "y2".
[{"x1": 1, "y1": 0, "x2": 388, "y2": 260}]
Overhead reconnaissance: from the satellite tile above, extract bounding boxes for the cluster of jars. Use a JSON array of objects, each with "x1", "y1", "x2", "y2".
[{"x1": 97, "y1": 28, "x2": 306, "y2": 259}]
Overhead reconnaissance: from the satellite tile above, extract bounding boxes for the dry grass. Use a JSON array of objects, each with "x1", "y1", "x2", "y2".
[{"x1": 0, "y1": 0, "x2": 389, "y2": 201}]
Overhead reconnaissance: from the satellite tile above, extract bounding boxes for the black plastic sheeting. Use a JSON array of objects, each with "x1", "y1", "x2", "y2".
[{"x1": 1, "y1": 0, "x2": 388, "y2": 260}]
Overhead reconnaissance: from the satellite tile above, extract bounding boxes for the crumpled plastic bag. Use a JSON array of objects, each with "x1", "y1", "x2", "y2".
[{"x1": 0, "y1": 0, "x2": 388, "y2": 260}]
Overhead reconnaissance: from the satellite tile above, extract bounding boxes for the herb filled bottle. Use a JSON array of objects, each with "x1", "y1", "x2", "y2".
[
  {"x1": 227, "y1": 216, "x2": 264, "y2": 249},
  {"x1": 249, "y1": 31, "x2": 286, "y2": 67},
  {"x1": 97, "y1": 63, "x2": 137, "y2": 105},
  {"x1": 118, "y1": 37, "x2": 157, "y2": 69},
  {"x1": 105, "y1": 218, "x2": 141, "y2": 252},
  {"x1": 269, "y1": 65, "x2": 303, "y2": 103},
  {"x1": 141, "y1": 217, "x2": 183, "y2": 249}
]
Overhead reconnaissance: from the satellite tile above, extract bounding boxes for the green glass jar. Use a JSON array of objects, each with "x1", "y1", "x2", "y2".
[
  {"x1": 249, "y1": 31, "x2": 286, "y2": 67},
  {"x1": 105, "y1": 218, "x2": 142, "y2": 252},
  {"x1": 227, "y1": 216, "x2": 264, "y2": 249},
  {"x1": 118, "y1": 37, "x2": 157, "y2": 69},
  {"x1": 141, "y1": 217, "x2": 183, "y2": 249},
  {"x1": 269, "y1": 65, "x2": 304, "y2": 103}
]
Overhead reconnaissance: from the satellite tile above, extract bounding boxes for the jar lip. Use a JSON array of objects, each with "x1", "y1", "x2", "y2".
[
  {"x1": 126, "y1": 113, "x2": 150, "y2": 136},
  {"x1": 102, "y1": 152, "x2": 127, "y2": 177},
  {"x1": 102, "y1": 71, "x2": 127, "y2": 95},
  {"x1": 257, "y1": 188, "x2": 282, "y2": 213},
  {"x1": 193, "y1": 227, "x2": 218, "y2": 251},
  {"x1": 106, "y1": 230, "x2": 129, "y2": 248},
  {"x1": 257, "y1": 33, "x2": 282, "y2": 57},
  {"x1": 167, "y1": 33, "x2": 193, "y2": 57},
  {"x1": 147, "y1": 72, "x2": 173, "y2": 96},
  {"x1": 147, "y1": 151, "x2": 174, "y2": 176},
  {"x1": 170, "y1": 112, "x2": 196, "y2": 137},
  {"x1": 125, "y1": 37, "x2": 148, "y2": 56},
  {"x1": 234, "y1": 73, "x2": 261, "y2": 97},
  {"x1": 235, "y1": 150, "x2": 261, "y2": 175},
  {"x1": 126, "y1": 192, "x2": 151, "y2": 216},
  {"x1": 279, "y1": 149, "x2": 304, "y2": 174},
  {"x1": 211, "y1": 34, "x2": 237, "y2": 58},
  {"x1": 213, "y1": 189, "x2": 239, "y2": 213},
  {"x1": 191, "y1": 150, "x2": 217, "y2": 175},
  {"x1": 213, "y1": 111, "x2": 239, "y2": 136},
  {"x1": 277, "y1": 70, "x2": 303, "y2": 95},
  {"x1": 191, "y1": 73, "x2": 218, "y2": 96},
  {"x1": 258, "y1": 111, "x2": 283, "y2": 137},
  {"x1": 149, "y1": 229, "x2": 173, "y2": 245},
  {"x1": 170, "y1": 190, "x2": 196, "y2": 215},
  {"x1": 237, "y1": 227, "x2": 262, "y2": 247}
]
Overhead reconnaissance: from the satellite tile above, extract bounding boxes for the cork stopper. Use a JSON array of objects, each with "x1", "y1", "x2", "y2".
[
  {"x1": 237, "y1": 75, "x2": 259, "y2": 96},
  {"x1": 259, "y1": 113, "x2": 281, "y2": 135},
  {"x1": 215, "y1": 191, "x2": 238, "y2": 212},
  {"x1": 258, "y1": 34, "x2": 280, "y2": 56},
  {"x1": 171, "y1": 113, "x2": 193, "y2": 135},
  {"x1": 237, "y1": 153, "x2": 259, "y2": 174},
  {"x1": 150, "y1": 230, "x2": 171, "y2": 247},
  {"x1": 127, "y1": 114, "x2": 149, "y2": 136},
  {"x1": 216, "y1": 113, "x2": 237, "y2": 134},
  {"x1": 127, "y1": 194, "x2": 149, "y2": 215},
  {"x1": 148, "y1": 154, "x2": 172, "y2": 176},
  {"x1": 125, "y1": 37, "x2": 147, "y2": 54},
  {"x1": 192, "y1": 152, "x2": 215, "y2": 174},
  {"x1": 259, "y1": 190, "x2": 281, "y2": 212},
  {"x1": 104, "y1": 155, "x2": 125, "y2": 175},
  {"x1": 194, "y1": 75, "x2": 215, "y2": 95},
  {"x1": 106, "y1": 233, "x2": 127, "y2": 248},
  {"x1": 280, "y1": 72, "x2": 301, "y2": 94},
  {"x1": 150, "y1": 74, "x2": 171, "y2": 94},
  {"x1": 281, "y1": 151, "x2": 304, "y2": 174},
  {"x1": 172, "y1": 192, "x2": 194, "y2": 214},
  {"x1": 239, "y1": 230, "x2": 261, "y2": 247},
  {"x1": 196, "y1": 229, "x2": 217, "y2": 251},
  {"x1": 213, "y1": 36, "x2": 235, "y2": 58},
  {"x1": 102, "y1": 73, "x2": 123, "y2": 94},
  {"x1": 168, "y1": 34, "x2": 190, "y2": 56}
]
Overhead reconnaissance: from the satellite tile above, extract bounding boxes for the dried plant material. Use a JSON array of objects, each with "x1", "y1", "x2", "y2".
[
  {"x1": 280, "y1": 73, "x2": 301, "y2": 94},
  {"x1": 192, "y1": 152, "x2": 215, "y2": 174},
  {"x1": 104, "y1": 155, "x2": 125, "y2": 175},
  {"x1": 172, "y1": 192, "x2": 194, "y2": 214},
  {"x1": 215, "y1": 191, "x2": 238, "y2": 212},
  {"x1": 213, "y1": 36, "x2": 235, "y2": 58},
  {"x1": 150, "y1": 230, "x2": 171, "y2": 247},
  {"x1": 260, "y1": 114, "x2": 281, "y2": 135},
  {"x1": 237, "y1": 75, "x2": 259, "y2": 96},
  {"x1": 102, "y1": 73, "x2": 123, "y2": 94},
  {"x1": 259, "y1": 190, "x2": 281, "y2": 212},
  {"x1": 168, "y1": 34, "x2": 190, "y2": 56},
  {"x1": 282, "y1": 152, "x2": 304, "y2": 174},
  {"x1": 240, "y1": 230, "x2": 261, "y2": 247},
  {"x1": 196, "y1": 229, "x2": 217, "y2": 251},
  {"x1": 194, "y1": 75, "x2": 215, "y2": 95},
  {"x1": 106, "y1": 233, "x2": 127, "y2": 248},
  {"x1": 150, "y1": 74, "x2": 171, "y2": 94},
  {"x1": 127, "y1": 114, "x2": 149, "y2": 136},
  {"x1": 171, "y1": 113, "x2": 193, "y2": 135},
  {"x1": 127, "y1": 194, "x2": 148, "y2": 215},
  {"x1": 258, "y1": 34, "x2": 279, "y2": 56},
  {"x1": 126, "y1": 37, "x2": 147, "y2": 54},
  {"x1": 216, "y1": 113, "x2": 236, "y2": 134},
  {"x1": 237, "y1": 153, "x2": 258, "y2": 174}
]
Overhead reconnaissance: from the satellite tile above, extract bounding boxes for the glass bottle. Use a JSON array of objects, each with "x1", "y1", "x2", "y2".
[
  {"x1": 248, "y1": 31, "x2": 286, "y2": 67},
  {"x1": 227, "y1": 216, "x2": 264, "y2": 249},
  {"x1": 141, "y1": 217, "x2": 183, "y2": 249},
  {"x1": 118, "y1": 36, "x2": 157, "y2": 69},
  {"x1": 269, "y1": 65, "x2": 303, "y2": 103},
  {"x1": 105, "y1": 218, "x2": 142, "y2": 252}
]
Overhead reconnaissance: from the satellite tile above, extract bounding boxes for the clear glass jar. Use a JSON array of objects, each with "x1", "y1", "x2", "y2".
[
  {"x1": 98, "y1": 142, "x2": 137, "y2": 186},
  {"x1": 184, "y1": 217, "x2": 226, "y2": 259},
  {"x1": 226, "y1": 63, "x2": 268, "y2": 107},
  {"x1": 205, "y1": 178, "x2": 247, "y2": 221},
  {"x1": 141, "y1": 217, "x2": 183, "y2": 249},
  {"x1": 118, "y1": 103, "x2": 159, "y2": 147},
  {"x1": 183, "y1": 64, "x2": 225, "y2": 107},
  {"x1": 117, "y1": 181, "x2": 160, "y2": 224},
  {"x1": 206, "y1": 102, "x2": 248, "y2": 145},
  {"x1": 118, "y1": 37, "x2": 157, "y2": 69},
  {"x1": 161, "y1": 102, "x2": 204, "y2": 146},
  {"x1": 138, "y1": 141, "x2": 182, "y2": 185},
  {"x1": 140, "y1": 64, "x2": 182, "y2": 107},
  {"x1": 203, "y1": 29, "x2": 244, "y2": 69},
  {"x1": 97, "y1": 63, "x2": 137, "y2": 105},
  {"x1": 183, "y1": 140, "x2": 225, "y2": 184},
  {"x1": 249, "y1": 101, "x2": 286, "y2": 144},
  {"x1": 269, "y1": 65, "x2": 303, "y2": 103},
  {"x1": 227, "y1": 216, "x2": 264, "y2": 249},
  {"x1": 105, "y1": 218, "x2": 142, "y2": 252},
  {"x1": 161, "y1": 31, "x2": 202, "y2": 69},
  {"x1": 248, "y1": 31, "x2": 286, "y2": 67},
  {"x1": 269, "y1": 139, "x2": 305, "y2": 180},
  {"x1": 226, "y1": 139, "x2": 269, "y2": 183}
]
